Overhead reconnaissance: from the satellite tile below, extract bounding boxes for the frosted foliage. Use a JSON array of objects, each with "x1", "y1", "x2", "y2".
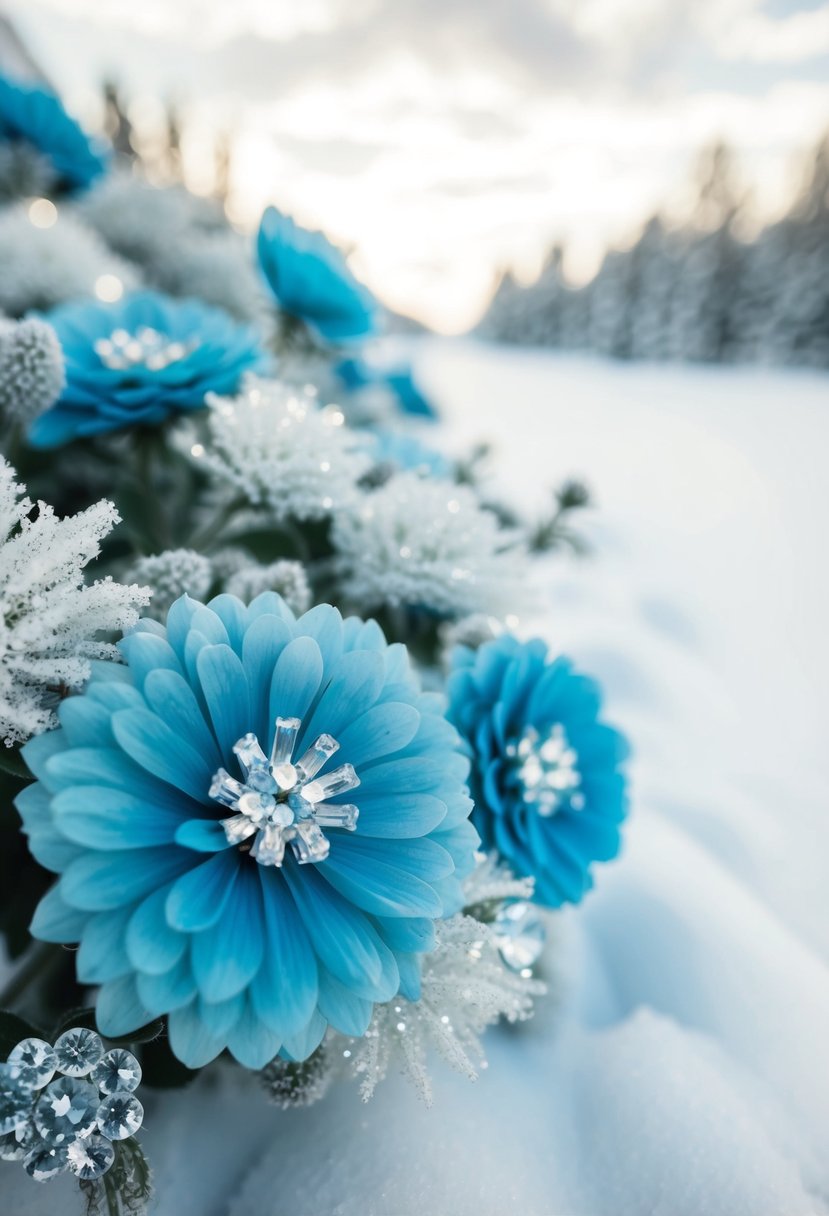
[
  {"x1": 334, "y1": 859, "x2": 544, "y2": 1106},
  {"x1": 149, "y1": 229, "x2": 271, "y2": 325},
  {"x1": 224, "y1": 559, "x2": 311, "y2": 615},
  {"x1": 0, "y1": 318, "x2": 65, "y2": 425},
  {"x1": 196, "y1": 376, "x2": 370, "y2": 522},
  {"x1": 0, "y1": 143, "x2": 56, "y2": 203},
  {"x1": 0, "y1": 462, "x2": 150, "y2": 746},
  {"x1": 332, "y1": 472, "x2": 526, "y2": 619},
  {"x1": 127, "y1": 549, "x2": 213, "y2": 616},
  {"x1": 78, "y1": 173, "x2": 223, "y2": 264},
  {"x1": 0, "y1": 207, "x2": 139, "y2": 317}
]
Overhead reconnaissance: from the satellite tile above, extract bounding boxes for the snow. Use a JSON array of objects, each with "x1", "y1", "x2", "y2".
[{"x1": 4, "y1": 340, "x2": 828, "y2": 1214}]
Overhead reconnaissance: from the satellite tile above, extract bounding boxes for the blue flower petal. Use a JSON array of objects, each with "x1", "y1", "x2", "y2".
[
  {"x1": 191, "y1": 866, "x2": 264, "y2": 1002},
  {"x1": 96, "y1": 974, "x2": 154, "y2": 1039},
  {"x1": 166, "y1": 849, "x2": 240, "y2": 932},
  {"x1": 250, "y1": 870, "x2": 319, "y2": 1040}
]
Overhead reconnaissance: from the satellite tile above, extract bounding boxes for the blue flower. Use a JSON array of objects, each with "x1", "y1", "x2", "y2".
[
  {"x1": 19, "y1": 594, "x2": 478, "y2": 1070},
  {"x1": 257, "y1": 206, "x2": 379, "y2": 343},
  {"x1": 447, "y1": 635, "x2": 628, "y2": 907},
  {"x1": 364, "y1": 429, "x2": 452, "y2": 479},
  {"x1": 336, "y1": 355, "x2": 437, "y2": 419},
  {"x1": 0, "y1": 76, "x2": 108, "y2": 191},
  {"x1": 29, "y1": 291, "x2": 265, "y2": 449}
]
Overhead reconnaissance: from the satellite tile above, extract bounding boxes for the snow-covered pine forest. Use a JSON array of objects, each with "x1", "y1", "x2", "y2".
[{"x1": 480, "y1": 140, "x2": 829, "y2": 368}]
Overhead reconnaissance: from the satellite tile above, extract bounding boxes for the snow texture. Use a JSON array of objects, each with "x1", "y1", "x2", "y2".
[{"x1": 2, "y1": 340, "x2": 827, "y2": 1215}]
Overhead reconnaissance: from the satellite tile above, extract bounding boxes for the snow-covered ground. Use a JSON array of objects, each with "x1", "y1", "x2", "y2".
[{"x1": 7, "y1": 341, "x2": 829, "y2": 1216}]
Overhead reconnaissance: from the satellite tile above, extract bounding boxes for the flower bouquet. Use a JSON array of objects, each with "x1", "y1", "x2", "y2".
[{"x1": 0, "y1": 74, "x2": 628, "y2": 1215}]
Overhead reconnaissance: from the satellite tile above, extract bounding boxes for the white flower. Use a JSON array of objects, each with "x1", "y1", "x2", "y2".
[
  {"x1": 0, "y1": 206, "x2": 139, "y2": 317},
  {"x1": 78, "y1": 173, "x2": 223, "y2": 265},
  {"x1": 194, "y1": 376, "x2": 370, "y2": 523},
  {"x1": 149, "y1": 229, "x2": 271, "y2": 326},
  {"x1": 333, "y1": 857, "x2": 545, "y2": 1105},
  {"x1": 126, "y1": 549, "x2": 213, "y2": 618},
  {"x1": 224, "y1": 559, "x2": 311, "y2": 614},
  {"x1": 0, "y1": 462, "x2": 150, "y2": 746},
  {"x1": 332, "y1": 472, "x2": 526, "y2": 618},
  {"x1": 0, "y1": 318, "x2": 65, "y2": 426}
]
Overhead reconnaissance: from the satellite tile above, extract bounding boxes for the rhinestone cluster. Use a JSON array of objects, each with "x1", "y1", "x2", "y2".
[
  {"x1": 0, "y1": 1028, "x2": 143, "y2": 1183},
  {"x1": 210, "y1": 715, "x2": 360, "y2": 867},
  {"x1": 93, "y1": 326, "x2": 199, "y2": 371},
  {"x1": 506, "y1": 722, "x2": 584, "y2": 817}
]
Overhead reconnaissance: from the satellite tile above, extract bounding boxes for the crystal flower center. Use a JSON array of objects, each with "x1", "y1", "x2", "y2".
[
  {"x1": 93, "y1": 326, "x2": 199, "y2": 372},
  {"x1": 209, "y1": 716, "x2": 360, "y2": 867},
  {"x1": 506, "y1": 723, "x2": 584, "y2": 817}
]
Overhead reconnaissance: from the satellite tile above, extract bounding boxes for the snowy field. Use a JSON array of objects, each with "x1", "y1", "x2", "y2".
[{"x1": 7, "y1": 339, "x2": 829, "y2": 1216}]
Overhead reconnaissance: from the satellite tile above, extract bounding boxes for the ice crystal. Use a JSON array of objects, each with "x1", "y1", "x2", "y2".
[
  {"x1": 334, "y1": 856, "x2": 545, "y2": 1105},
  {"x1": 0, "y1": 206, "x2": 138, "y2": 317},
  {"x1": 210, "y1": 716, "x2": 359, "y2": 866},
  {"x1": 126, "y1": 550, "x2": 213, "y2": 618},
  {"x1": 0, "y1": 461, "x2": 150, "y2": 746},
  {"x1": 224, "y1": 559, "x2": 311, "y2": 615},
  {"x1": 332, "y1": 472, "x2": 526, "y2": 619},
  {"x1": 194, "y1": 376, "x2": 370, "y2": 522},
  {"x1": 0, "y1": 317, "x2": 65, "y2": 426}
]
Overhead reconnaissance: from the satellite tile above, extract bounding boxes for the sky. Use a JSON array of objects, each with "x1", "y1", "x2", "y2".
[{"x1": 6, "y1": 0, "x2": 829, "y2": 331}]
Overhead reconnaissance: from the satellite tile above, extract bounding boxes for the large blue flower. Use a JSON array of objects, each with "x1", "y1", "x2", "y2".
[
  {"x1": 19, "y1": 594, "x2": 478, "y2": 1069},
  {"x1": 29, "y1": 291, "x2": 265, "y2": 448},
  {"x1": 336, "y1": 355, "x2": 437, "y2": 419},
  {"x1": 447, "y1": 635, "x2": 628, "y2": 908},
  {"x1": 257, "y1": 206, "x2": 379, "y2": 343},
  {"x1": 0, "y1": 75, "x2": 108, "y2": 191}
]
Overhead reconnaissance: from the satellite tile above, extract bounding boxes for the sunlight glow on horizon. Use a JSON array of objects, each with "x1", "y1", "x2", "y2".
[{"x1": 9, "y1": 0, "x2": 829, "y2": 332}]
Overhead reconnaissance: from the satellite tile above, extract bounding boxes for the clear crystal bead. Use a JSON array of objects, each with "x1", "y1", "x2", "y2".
[
  {"x1": 96, "y1": 1092, "x2": 144, "y2": 1140},
  {"x1": 211, "y1": 717, "x2": 361, "y2": 868},
  {"x1": 270, "y1": 716, "x2": 301, "y2": 766},
  {"x1": 66, "y1": 1133, "x2": 115, "y2": 1180},
  {"x1": 0, "y1": 1064, "x2": 32, "y2": 1134},
  {"x1": 295, "y1": 733, "x2": 339, "y2": 781},
  {"x1": 92, "y1": 1049, "x2": 142, "y2": 1096},
  {"x1": 23, "y1": 1142, "x2": 69, "y2": 1181},
  {"x1": 33, "y1": 1076, "x2": 99, "y2": 1144},
  {"x1": 493, "y1": 901, "x2": 546, "y2": 971},
  {"x1": 53, "y1": 1027, "x2": 104, "y2": 1077},
  {"x1": 7, "y1": 1037, "x2": 58, "y2": 1090},
  {"x1": 301, "y1": 762, "x2": 359, "y2": 804},
  {"x1": 0, "y1": 1118, "x2": 37, "y2": 1161}
]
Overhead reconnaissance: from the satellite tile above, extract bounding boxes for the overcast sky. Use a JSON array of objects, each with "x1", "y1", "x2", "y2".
[{"x1": 8, "y1": 0, "x2": 829, "y2": 329}]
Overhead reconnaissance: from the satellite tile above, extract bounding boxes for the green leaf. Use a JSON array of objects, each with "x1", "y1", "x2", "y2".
[
  {"x1": 106, "y1": 1017, "x2": 165, "y2": 1047},
  {"x1": 52, "y1": 1007, "x2": 164, "y2": 1048},
  {"x1": 0, "y1": 748, "x2": 31, "y2": 780},
  {"x1": 0, "y1": 1009, "x2": 45, "y2": 1061},
  {"x1": 51, "y1": 1005, "x2": 98, "y2": 1040}
]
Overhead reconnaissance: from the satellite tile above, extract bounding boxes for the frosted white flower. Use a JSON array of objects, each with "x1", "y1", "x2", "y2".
[
  {"x1": 126, "y1": 549, "x2": 213, "y2": 618},
  {"x1": 196, "y1": 376, "x2": 370, "y2": 522},
  {"x1": 0, "y1": 461, "x2": 150, "y2": 746},
  {"x1": 333, "y1": 858, "x2": 545, "y2": 1105},
  {"x1": 332, "y1": 472, "x2": 527, "y2": 619},
  {"x1": 78, "y1": 173, "x2": 223, "y2": 265},
  {"x1": 149, "y1": 229, "x2": 271, "y2": 326},
  {"x1": 225, "y1": 559, "x2": 311, "y2": 614},
  {"x1": 0, "y1": 206, "x2": 139, "y2": 317},
  {"x1": 0, "y1": 318, "x2": 65, "y2": 426}
]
